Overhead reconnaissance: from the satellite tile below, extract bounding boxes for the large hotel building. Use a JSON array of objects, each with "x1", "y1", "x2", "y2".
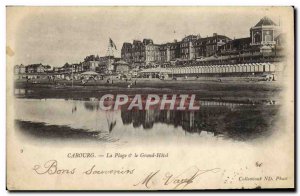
[
  {"x1": 14, "y1": 16, "x2": 285, "y2": 78},
  {"x1": 121, "y1": 16, "x2": 284, "y2": 67}
]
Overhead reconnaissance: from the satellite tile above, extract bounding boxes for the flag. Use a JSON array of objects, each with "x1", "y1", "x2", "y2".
[{"x1": 109, "y1": 38, "x2": 117, "y2": 50}]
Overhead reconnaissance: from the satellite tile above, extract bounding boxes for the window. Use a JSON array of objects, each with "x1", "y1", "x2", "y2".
[
  {"x1": 254, "y1": 33, "x2": 261, "y2": 43},
  {"x1": 265, "y1": 35, "x2": 272, "y2": 42}
]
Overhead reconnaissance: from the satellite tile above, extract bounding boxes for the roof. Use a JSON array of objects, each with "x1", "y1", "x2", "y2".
[
  {"x1": 143, "y1": 39, "x2": 154, "y2": 45},
  {"x1": 16, "y1": 64, "x2": 25, "y2": 67},
  {"x1": 194, "y1": 35, "x2": 231, "y2": 43},
  {"x1": 26, "y1": 64, "x2": 45, "y2": 69},
  {"x1": 122, "y1": 42, "x2": 132, "y2": 47},
  {"x1": 133, "y1": 40, "x2": 143, "y2": 44},
  {"x1": 228, "y1": 37, "x2": 251, "y2": 45},
  {"x1": 182, "y1": 35, "x2": 198, "y2": 42},
  {"x1": 254, "y1": 16, "x2": 277, "y2": 27},
  {"x1": 228, "y1": 37, "x2": 251, "y2": 42}
]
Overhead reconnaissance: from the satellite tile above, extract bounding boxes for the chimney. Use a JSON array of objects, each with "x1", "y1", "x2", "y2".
[{"x1": 213, "y1": 33, "x2": 217, "y2": 37}]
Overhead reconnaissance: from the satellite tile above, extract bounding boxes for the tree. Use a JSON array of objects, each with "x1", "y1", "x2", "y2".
[
  {"x1": 64, "y1": 62, "x2": 70, "y2": 68},
  {"x1": 84, "y1": 55, "x2": 96, "y2": 62}
]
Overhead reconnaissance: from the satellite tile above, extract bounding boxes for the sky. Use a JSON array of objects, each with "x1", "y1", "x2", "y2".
[{"x1": 7, "y1": 7, "x2": 285, "y2": 67}]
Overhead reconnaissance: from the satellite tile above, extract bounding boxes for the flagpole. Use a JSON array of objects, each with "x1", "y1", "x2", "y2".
[
  {"x1": 72, "y1": 64, "x2": 73, "y2": 88},
  {"x1": 107, "y1": 38, "x2": 111, "y2": 80}
]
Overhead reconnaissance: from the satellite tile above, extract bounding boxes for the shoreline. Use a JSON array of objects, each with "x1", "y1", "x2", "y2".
[{"x1": 14, "y1": 79, "x2": 281, "y2": 104}]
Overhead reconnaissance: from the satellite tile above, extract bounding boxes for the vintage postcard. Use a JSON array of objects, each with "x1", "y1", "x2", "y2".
[{"x1": 6, "y1": 6, "x2": 294, "y2": 190}]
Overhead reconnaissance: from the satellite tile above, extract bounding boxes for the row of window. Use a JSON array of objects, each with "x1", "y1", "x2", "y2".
[{"x1": 123, "y1": 43, "x2": 222, "y2": 56}]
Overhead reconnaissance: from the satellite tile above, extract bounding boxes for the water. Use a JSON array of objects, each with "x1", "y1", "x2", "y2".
[{"x1": 14, "y1": 97, "x2": 279, "y2": 144}]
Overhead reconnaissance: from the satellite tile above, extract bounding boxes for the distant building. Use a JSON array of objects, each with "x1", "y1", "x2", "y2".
[
  {"x1": 143, "y1": 39, "x2": 153, "y2": 45},
  {"x1": 193, "y1": 34, "x2": 231, "y2": 58},
  {"x1": 82, "y1": 61, "x2": 98, "y2": 72},
  {"x1": 98, "y1": 56, "x2": 119, "y2": 73},
  {"x1": 122, "y1": 39, "x2": 156, "y2": 67},
  {"x1": 250, "y1": 16, "x2": 279, "y2": 47},
  {"x1": 218, "y1": 37, "x2": 251, "y2": 55},
  {"x1": 158, "y1": 44, "x2": 169, "y2": 63},
  {"x1": 60, "y1": 63, "x2": 74, "y2": 73},
  {"x1": 180, "y1": 35, "x2": 198, "y2": 60},
  {"x1": 43, "y1": 65, "x2": 52, "y2": 72},
  {"x1": 158, "y1": 41, "x2": 181, "y2": 63},
  {"x1": 121, "y1": 43, "x2": 133, "y2": 64},
  {"x1": 132, "y1": 40, "x2": 146, "y2": 66},
  {"x1": 217, "y1": 16, "x2": 281, "y2": 56},
  {"x1": 114, "y1": 60, "x2": 129, "y2": 74},
  {"x1": 145, "y1": 44, "x2": 160, "y2": 64},
  {"x1": 26, "y1": 64, "x2": 46, "y2": 73},
  {"x1": 74, "y1": 63, "x2": 84, "y2": 73},
  {"x1": 14, "y1": 64, "x2": 26, "y2": 74},
  {"x1": 169, "y1": 40, "x2": 181, "y2": 61},
  {"x1": 121, "y1": 34, "x2": 231, "y2": 64}
]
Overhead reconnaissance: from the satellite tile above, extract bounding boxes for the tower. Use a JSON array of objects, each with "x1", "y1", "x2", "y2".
[{"x1": 250, "y1": 16, "x2": 279, "y2": 47}]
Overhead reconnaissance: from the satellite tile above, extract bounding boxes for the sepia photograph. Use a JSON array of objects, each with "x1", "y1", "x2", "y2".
[{"x1": 6, "y1": 6, "x2": 295, "y2": 190}]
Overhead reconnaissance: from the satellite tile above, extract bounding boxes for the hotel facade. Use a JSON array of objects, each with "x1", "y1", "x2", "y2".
[{"x1": 121, "y1": 16, "x2": 283, "y2": 68}]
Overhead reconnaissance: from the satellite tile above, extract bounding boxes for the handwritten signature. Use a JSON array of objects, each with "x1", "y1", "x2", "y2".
[{"x1": 133, "y1": 166, "x2": 221, "y2": 189}]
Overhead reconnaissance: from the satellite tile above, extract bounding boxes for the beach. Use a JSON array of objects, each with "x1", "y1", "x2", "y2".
[{"x1": 14, "y1": 77, "x2": 281, "y2": 104}]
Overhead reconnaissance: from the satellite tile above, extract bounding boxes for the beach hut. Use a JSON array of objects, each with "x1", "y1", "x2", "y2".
[
  {"x1": 80, "y1": 71, "x2": 99, "y2": 76},
  {"x1": 80, "y1": 71, "x2": 99, "y2": 80}
]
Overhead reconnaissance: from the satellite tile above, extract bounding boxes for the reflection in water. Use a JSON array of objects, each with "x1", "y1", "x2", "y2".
[
  {"x1": 14, "y1": 98, "x2": 279, "y2": 143},
  {"x1": 120, "y1": 104, "x2": 278, "y2": 140},
  {"x1": 83, "y1": 101, "x2": 117, "y2": 133}
]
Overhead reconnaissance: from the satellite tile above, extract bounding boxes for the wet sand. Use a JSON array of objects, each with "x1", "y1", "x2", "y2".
[{"x1": 14, "y1": 79, "x2": 281, "y2": 103}]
